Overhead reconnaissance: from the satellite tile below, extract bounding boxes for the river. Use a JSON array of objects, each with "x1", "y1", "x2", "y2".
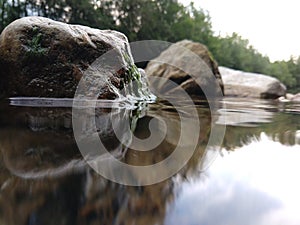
[{"x1": 0, "y1": 97, "x2": 299, "y2": 225}]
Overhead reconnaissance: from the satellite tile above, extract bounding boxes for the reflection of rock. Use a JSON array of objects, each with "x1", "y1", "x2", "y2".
[
  {"x1": 79, "y1": 171, "x2": 173, "y2": 225},
  {"x1": 0, "y1": 104, "x2": 131, "y2": 179},
  {"x1": 219, "y1": 66, "x2": 286, "y2": 99},
  {"x1": 0, "y1": 128, "x2": 85, "y2": 179},
  {"x1": 124, "y1": 105, "x2": 215, "y2": 178},
  {"x1": 0, "y1": 168, "x2": 173, "y2": 225},
  {"x1": 0, "y1": 105, "x2": 83, "y2": 178},
  {"x1": 145, "y1": 40, "x2": 224, "y2": 97},
  {"x1": 0, "y1": 101, "x2": 217, "y2": 225},
  {"x1": 78, "y1": 102, "x2": 217, "y2": 185},
  {"x1": 0, "y1": 173, "x2": 86, "y2": 225},
  {"x1": 0, "y1": 16, "x2": 142, "y2": 99}
]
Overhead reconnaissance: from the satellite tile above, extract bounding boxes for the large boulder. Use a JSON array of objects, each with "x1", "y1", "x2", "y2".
[
  {"x1": 145, "y1": 40, "x2": 224, "y2": 98},
  {"x1": 219, "y1": 66, "x2": 286, "y2": 99},
  {"x1": 0, "y1": 16, "x2": 143, "y2": 99}
]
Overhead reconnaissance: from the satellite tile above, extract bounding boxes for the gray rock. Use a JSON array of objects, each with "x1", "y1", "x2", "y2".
[
  {"x1": 145, "y1": 40, "x2": 224, "y2": 98},
  {"x1": 291, "y1": 93, "x2": 300, "y2": 102},
  {"x1": 219, "y1": 66, "x2": 286, "y2": 99},
  {"x1": 286, "y1": 93, "x2": 295, "y2": 100},
  {"x1": 0, "y1": 16, "x2": 141, "y2": 99}
]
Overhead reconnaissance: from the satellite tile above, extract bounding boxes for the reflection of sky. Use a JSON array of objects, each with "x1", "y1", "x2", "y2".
[{"x1": 165, "y1": 133, "x2": 300, "y2": 225}]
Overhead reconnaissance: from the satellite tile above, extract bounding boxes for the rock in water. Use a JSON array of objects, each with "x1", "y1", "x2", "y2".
[
  {"x1": 291, "y1": 93, "x2": 300, "y2": 102},
  {"x1": 219, "y1": 66, "x2": 286, "y2": 99},
  {"x1": 0, "y1": 16, "x2": 147, "y2": 99},
  {"x1": 145, "y1": 40, "x2": 224, "y2": 98}
]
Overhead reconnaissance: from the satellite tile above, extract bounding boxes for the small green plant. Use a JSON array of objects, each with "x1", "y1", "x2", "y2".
[
  {"x1": 123, "y1": 53, "x2": 141, "y2": 82},
  {"x1": 26, "y1": 27, "x2": 48, "y2": 58},
  {"x1": 121, "y1": 53, "x2": 145, "y2": 97}
]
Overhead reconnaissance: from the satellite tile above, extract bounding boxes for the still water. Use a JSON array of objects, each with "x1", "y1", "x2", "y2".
[{"x1": 0, "y1": 97, "x2": 299, "y2": 225}]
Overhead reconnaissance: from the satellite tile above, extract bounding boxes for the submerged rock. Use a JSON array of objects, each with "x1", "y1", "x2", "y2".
[
  {"x1": 145, "y1": 40, "x2": 224, "y2": 98},
  {"x1": 219, "y1": 66, "x2": 286, "y2": 99},
  {"x1": 0, "y1": 16, "x2": 147, "y2": 99}
]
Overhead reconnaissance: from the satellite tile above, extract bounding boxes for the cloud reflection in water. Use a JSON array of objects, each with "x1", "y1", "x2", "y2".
[{"x1": 166, "y1": 133, "x2": 300, "y2": 225}]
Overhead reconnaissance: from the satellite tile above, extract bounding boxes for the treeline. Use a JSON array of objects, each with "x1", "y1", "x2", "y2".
[
  {"x1": 0, "y1": 0, "x2": 299, "y2": 92},
  {"x1": 211, "y1": 33, "x2": 300, "y2": 92}
]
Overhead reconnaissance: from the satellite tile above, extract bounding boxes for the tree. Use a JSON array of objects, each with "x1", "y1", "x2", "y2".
[
  {"x1": 286, "y1": 57, "x2": 300, "y2": 92},
  {"x1": 268, "y1": 61, "x2": 296, "y2": 88},
  {"x1": 0, "y1": 0, "x2": 299, "y2": 92},
  {"x1": 0, "y1": 0, "x2": 24, "y2": 31}
]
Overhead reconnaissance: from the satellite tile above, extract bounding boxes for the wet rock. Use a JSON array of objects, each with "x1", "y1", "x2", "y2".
[
  {"x1": 219, "y1": 66, "x2": 286, "y2": 99},
  {"x1": 145, "y1": 40, "x2": 224, "y2": 98},
  {"x1": 0, "y1": 16, "x2": 142, "y2": 99}
]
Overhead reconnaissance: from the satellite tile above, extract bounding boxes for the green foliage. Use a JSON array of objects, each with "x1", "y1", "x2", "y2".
[
  {"x1": 26, "y1": 27, "x2": 48, "y2": 59},
  {"x1": 209, "y1": 33, "x2": 300, "y2": 92},
  {"x1": 0, "y1": 0, "x2": 299, "y2": 92},
  {"x1": 285, "y1": 57, "x2": 300, "y2": 92},
  {"x1": 210, "y1": 33, "x2": 268, "y2": 73},
  {"x1": 123, "y1": 52, "x2": 144, "y2": 97},
  {"x1": 0, "y1": 0, "x2": 25, "y2": 31},
  {"x1": 268, "y1": 61, "x2": 295, "y2": 88},
  {"x1": 123, "y1": 53, "x2": 141, "y2": 83}
]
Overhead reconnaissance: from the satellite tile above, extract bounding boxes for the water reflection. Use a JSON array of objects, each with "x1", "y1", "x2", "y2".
[
  {"x1": 0, "y1": 99, "x2": 214, "y2": 225},
  {"x1": 0, "y1": 104, "x2": 85, "y2": 180},
  {"x1": 219, "y1": 98, "x2": 300, "y2": 148},
  {"x1": 0, "y1": 98, "x2": 299, "y2": 225},
  {"x1": 166, "y1": 134, "x2": 300, "y2": 225}
]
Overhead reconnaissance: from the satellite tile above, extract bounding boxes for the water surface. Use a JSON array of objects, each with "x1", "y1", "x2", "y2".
[{"x1": 0, "y1": 97, "x2": 299, "y2": 225}]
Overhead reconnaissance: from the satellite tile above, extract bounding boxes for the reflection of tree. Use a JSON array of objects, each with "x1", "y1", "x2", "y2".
[
  {"x1": 78, "y1": 172, "x2": 174, "y2": 225},
  {"x1": 218, "y1": 98, "x2": 300, "y2": 149},
  {"x1": 223, "y1": 113, "x2": 300, "y2": 150}
]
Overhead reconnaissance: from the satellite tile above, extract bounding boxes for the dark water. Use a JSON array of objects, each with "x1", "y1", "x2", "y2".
[{"x1": 0, "y1": 97, "x2": 299, "y2": 225}]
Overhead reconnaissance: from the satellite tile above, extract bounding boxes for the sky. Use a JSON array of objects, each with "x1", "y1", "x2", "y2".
[{"x1": 181, "y1": 0, "x2": 300, "y2": 62}]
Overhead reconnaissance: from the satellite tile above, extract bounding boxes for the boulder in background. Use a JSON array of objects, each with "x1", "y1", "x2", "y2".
[
  {"x1": 145, "y1": 40, "x2": 224, "y2": 98},
  {"x1": 219, "y1": 66, "x2": 286, "y2": 99}
]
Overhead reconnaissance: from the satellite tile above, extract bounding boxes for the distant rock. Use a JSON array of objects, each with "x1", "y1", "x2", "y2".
[
  {"x1": 282, "y1": 93, "x2": 300, "y2": 102},
  {"x1": 291, "y1": 93, "x2": 300, "y2": 102},
  {"x1": 286, "y1": 93, "x2": 295, "y2": 100},
  {"x1": 0, "y1": 16, "x2": 145, "y2": 99},
  {"x1": 219, "y1": 66, "x2": 286, "y2": 99},
  {"x1": 145, "y1": 40, "x2": 224, "y2": 98}
]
